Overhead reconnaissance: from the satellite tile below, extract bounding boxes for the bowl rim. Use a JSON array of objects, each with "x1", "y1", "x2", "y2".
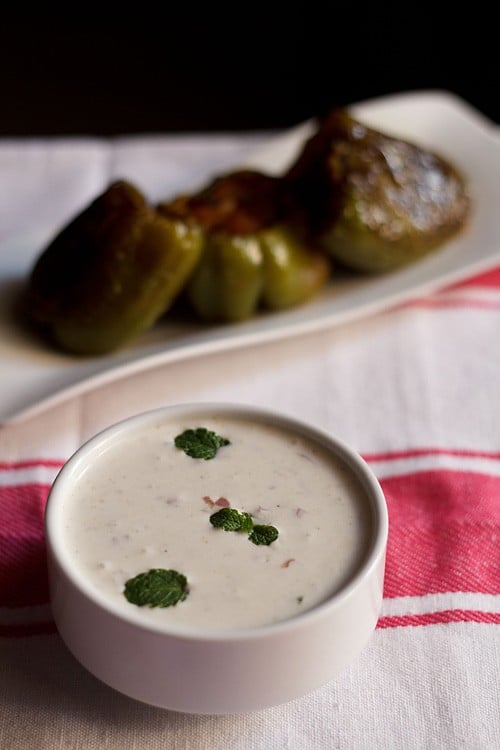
[{"x1": 45, "y1": 400, "x2": 389, "y2": 642}]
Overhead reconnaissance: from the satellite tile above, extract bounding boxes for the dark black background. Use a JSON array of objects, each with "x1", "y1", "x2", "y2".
[{"x1": 0, "y1": 6, "x2": 497, "y2": 136}]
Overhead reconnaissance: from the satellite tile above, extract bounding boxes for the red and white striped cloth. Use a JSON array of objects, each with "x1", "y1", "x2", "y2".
[{"x1": 0, "y1": 135, "x2": 499, "y2": 750}]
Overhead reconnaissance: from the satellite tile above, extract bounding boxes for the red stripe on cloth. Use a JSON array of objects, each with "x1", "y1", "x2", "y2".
[
  {"x1": 381, "y1": 471, "x2": 500, "y2": 598},
  {"x1": 377, "y1": 610, "x2": 500, "y2": 629},
  {"x1": 364, "y1": 447, "x2": 500, "y2": 462},
  {"x1": 4, "y1": 611, "x2": 499, "y2": 639},
  {"x1": 0, "y1": 483, "x2": 51, "y2": 606},
  {"x1": 446, "y1": 265, "x2": 500, "y2": 290},
  {"x1": 0, "y1": 459, "x2": 64, "y2": 471}
]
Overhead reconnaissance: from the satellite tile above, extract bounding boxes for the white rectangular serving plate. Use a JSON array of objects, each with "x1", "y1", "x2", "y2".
[{"x1": 1, "y1": 89, "x2": 499, "y2": 424}]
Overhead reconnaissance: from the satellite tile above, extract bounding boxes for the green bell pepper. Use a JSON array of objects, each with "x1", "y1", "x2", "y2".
[
  {"x1": 23, "y1": 180, "x2": 204, "y2": 355},
  {"x1": 259, "y1": 225, "x2": 330, "y2": 311},
  {"x1": 186, "y1": 233, "x2": 264, "y2": 322},
  {"x1": 160, "y1": 169, "x2": 332, "y2": 323},
  {"x1": 284, "y1": 108, "x2": 471, "y2": 273}
]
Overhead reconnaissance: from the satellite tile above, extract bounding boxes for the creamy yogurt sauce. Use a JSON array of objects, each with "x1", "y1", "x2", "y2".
[{"x1": 62, "y1": 413, "x2": 373, "y2": 631}]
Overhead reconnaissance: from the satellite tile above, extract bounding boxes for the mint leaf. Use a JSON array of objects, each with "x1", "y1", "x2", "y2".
[
  {"x1": 249, "y1": 524, "x2": 279, "y2": 546},
  {"x1": 210, "y1": 507, "x2": 254, "y2": 533},
  {"x1": 210, "y1": 509, "x2": 279, "y2": 545},
  {"x1": 174, "y1": 427, "x2": 230, "y2": 460},
  {"x1": 124, "y1": 568, "x2": 189, "y2": 608}
]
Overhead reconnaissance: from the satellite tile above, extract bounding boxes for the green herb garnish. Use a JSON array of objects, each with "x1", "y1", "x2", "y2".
[
  {"x1": 248, "y1": 524, "x2": 279, "y2": 546},
  {"x1": 174, "y1": 427, "x2": 230, "y2": 460},
  {"x1": 209, "y1": 507, "x2": 254, "y2": 533},
  {"x1": 123, "y1": 568, "x2": 189, "y2": 608},
  {"x1": 210, "y1": 508, "x2": 279, "y2": 546}
]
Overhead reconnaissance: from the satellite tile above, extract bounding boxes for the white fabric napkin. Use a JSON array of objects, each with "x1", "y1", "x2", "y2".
[{"x1": 0, "y1": 130, "x2": 499, "y2": 750}]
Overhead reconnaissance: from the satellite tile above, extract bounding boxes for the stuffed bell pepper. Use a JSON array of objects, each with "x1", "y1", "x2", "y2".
[
  {"x1": 157, "y1": 169, "x2": 332, "y2": 322},
  {"x1": 283, "y1": 108, "x2": 471, "y2": 273},
  {"x1": 22, "y1": 180, "x2": 203, "y2": 355}
]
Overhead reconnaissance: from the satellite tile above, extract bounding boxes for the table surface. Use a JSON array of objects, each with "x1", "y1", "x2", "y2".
[{"x1": 0, "y1": 120, "x2": 499, "y2": 750}]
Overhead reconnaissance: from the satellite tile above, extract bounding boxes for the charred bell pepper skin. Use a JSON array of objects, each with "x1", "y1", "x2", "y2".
[
  {"x1": 284, "y1": 109, "x2": 471, "y2": 273},
  {"x1": 186, "y1": 233, "x2": 264, "y2": 322},
  {"x1": 23, "y1": 180, "x2": 203, "y2": 355},
  {"x1": 159, "y1": 169, "x2": 281, "y2": 236},
  {"x1": 259, "y1": 226, "x2": 331, "y2": 310}
]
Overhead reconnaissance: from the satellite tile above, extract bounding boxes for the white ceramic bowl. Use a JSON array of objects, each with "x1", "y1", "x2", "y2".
[{"x1": 45, "y1": 402, "x2": 388, "y2": 715}]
